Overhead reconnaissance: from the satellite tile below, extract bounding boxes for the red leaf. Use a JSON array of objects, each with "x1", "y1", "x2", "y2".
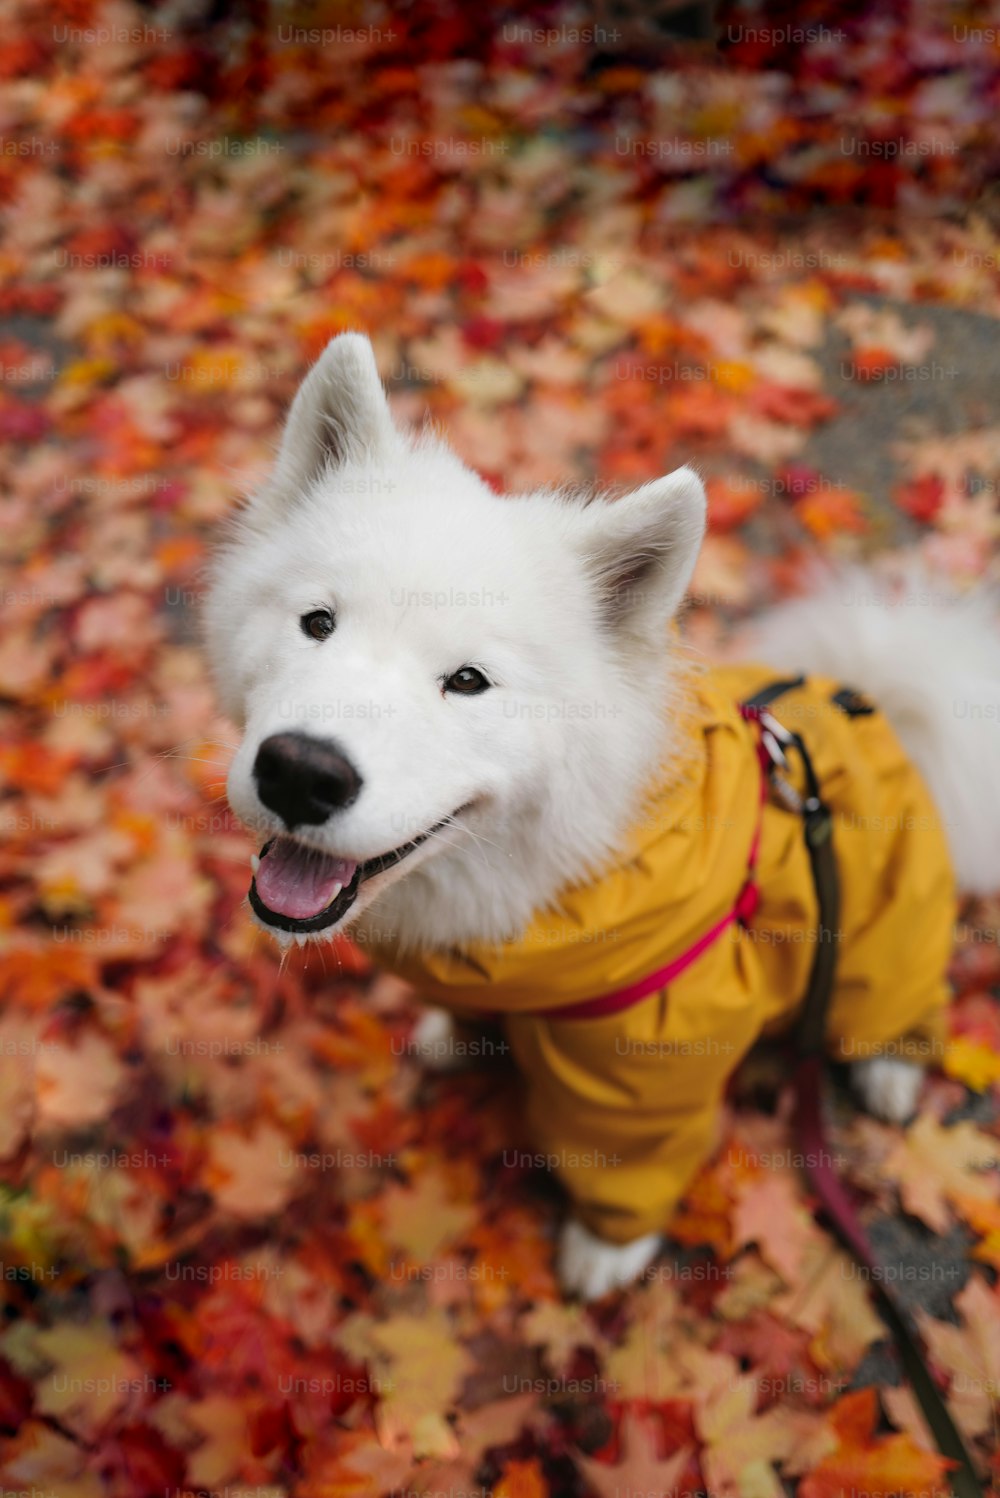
[
  {"x1": 894, "y1": 474, "x2": 944, "y2": 523},
  {"x1": 0, "y1": 1356, "x2": 33, "y2": 1434},
  {"x1": 0, "y1": 402, "x2": 51, "y2": 442},
  {"x1": 251, "y1": 1400, "x2": 305, "y2": 1463},
  {"x1": 462, "y1": 317, "x2": 506, "y2": 351},
  {"x1": 849, "y1": 347, "x2": 899, "y2": 381},
  {"x1": 103, "y1": 1425, "x2": 187, "y2": 1491}
]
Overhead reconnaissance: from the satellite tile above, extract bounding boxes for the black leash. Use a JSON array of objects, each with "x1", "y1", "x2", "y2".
[{"x1": 740, "y1": 680, "x2": 983, "y2": 1498}]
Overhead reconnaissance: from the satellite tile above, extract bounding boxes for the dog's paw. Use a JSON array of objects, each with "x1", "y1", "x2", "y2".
[
  {"x1": 557, "y1": 1218, "x2": 661, "y2": 1300},
  {"x1": 409, "y1": 1009, "x2": 468, "y2": 1072},
  {"x1": 851, "y1": 1056, "x2": 923, "y2": 1123}
]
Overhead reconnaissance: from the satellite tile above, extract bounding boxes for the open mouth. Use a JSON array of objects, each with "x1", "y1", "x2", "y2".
[{"x1": 248, "y1": 813, "x2": 459, "y2": 935}]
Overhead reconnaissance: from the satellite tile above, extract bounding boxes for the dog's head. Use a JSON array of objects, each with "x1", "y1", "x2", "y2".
[{"x1": 204, "y1": 333, "x2": 706, "y2": 950}]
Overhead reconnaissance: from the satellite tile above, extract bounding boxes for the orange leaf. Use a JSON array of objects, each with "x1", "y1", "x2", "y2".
[
  {"x1": 800, "y1": 1388, "x2": 951, "y2": 1498},
  {"x1": 670, "y1": 1163, "x2": 735, "y2": 1257},
  {"x1": 0, "y1": 945, "x2": 97, "y2": 1009},
  {"x1": 706, "y1": 477, "x2": 761, "y2": 533},
  {"x1": 576, "y1": 1407, "x2": 693, "y2": 1498},
  {"x1": 851, "y1": 347, "x2": 900, "y2": 380},
  {"x1": 797, "y1": 489, "x2": 869, "y2": 540},
  {"x1": 494, "y1": 1457, "x2": 549, "y2": 1498}
]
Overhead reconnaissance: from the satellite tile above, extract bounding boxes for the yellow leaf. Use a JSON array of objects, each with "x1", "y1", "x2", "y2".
[
  {"x1": 603, "y1": 1280, "x2": 681, "y2": 1400},
  {"x1": 58, "y1": 357, "x2": 118, "y2": 387},
  {"x1": 520, "y1": 1299, "x2": 596, "y2": 1379},
  {"x1": 713, "y1": 359, "x2": 756, "y2": 394},
  {"x1": 381, "y1": 1171, "x2": 474, "y2": 1264},
  {"x1": 943, "y1": 1035, "x2": 1000, "y2": 1092},
  {"x1": 882, "y1": 1114, "x2": 1000, "y2": 1233},
  {"x1": 357, "y1": 1310, "x2": 471, "y2": 1457},
  {"x1": 34, "y1": 1323, "x2": 144, "y2": 1442},
  {"x1": 184, "y1": 1395, "x2": 251, "y2": 1487},
  {"x1": 773, "y1": 1242, "x2": 883, "y2": 1370},
  {"x1": 918, "y1": 1275, "x2": 1000, "y2": 1440}
]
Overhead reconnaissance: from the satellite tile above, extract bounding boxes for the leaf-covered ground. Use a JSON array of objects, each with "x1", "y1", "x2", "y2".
[{"x1": 2, "y1": 1, "x2": 1000, "y2": 1493}]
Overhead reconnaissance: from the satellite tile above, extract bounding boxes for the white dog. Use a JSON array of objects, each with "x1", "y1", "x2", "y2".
[{"x1": 205, "y1": 333, "x2": 1000, "y2": 1299}]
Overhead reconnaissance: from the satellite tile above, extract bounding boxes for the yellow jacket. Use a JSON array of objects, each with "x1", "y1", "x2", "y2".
[{"x1": 371, "y1": 666, "x2": 956, "y2": 1243}]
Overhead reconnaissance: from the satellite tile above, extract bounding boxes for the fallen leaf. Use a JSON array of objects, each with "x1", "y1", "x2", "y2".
[
  {"x1": 575, "y1": 1406, "x2": 693, "y2": 1498},
  {"x1": 918, "y1": 1274, "x2": 1000, "y2": 1441},
  {"x1": 881, "y1": 1115, "x2": 1000, "y2": 1233},
  {"x1": 798, "y1": 1388, "x2": 951, "y2": 1498}
]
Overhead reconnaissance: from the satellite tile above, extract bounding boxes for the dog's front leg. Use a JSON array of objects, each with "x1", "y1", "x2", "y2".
[
  {"x1": 558, "y1": 1219, "x2": 663, "y2": 1299},
  {"x1": 502, "y1": 1006, "x2": 750, "y2": 1301},
  {"x1": 410, "y1": 1007, "x2": 468, "y2": 1072}
]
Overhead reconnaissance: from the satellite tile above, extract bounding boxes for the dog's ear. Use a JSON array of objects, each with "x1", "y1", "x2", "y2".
[
  {"x1": 578, "y1": 466, "x2": 706, "y2": 635},
  {"x1": 265, "y1": 333, "x2": 397, "y2": 502}
]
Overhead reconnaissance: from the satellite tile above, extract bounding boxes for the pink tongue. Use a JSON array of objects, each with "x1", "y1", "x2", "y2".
[{"x1": 254, "y1": 837, "x2": 358, "y2": 920}]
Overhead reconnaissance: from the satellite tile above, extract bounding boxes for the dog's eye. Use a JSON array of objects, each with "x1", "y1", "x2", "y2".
[
  {"x1": 444, "y1": 666, "x2": 490, "y2": 696},
  {"x1": 301, "y1": 609, "x2": 335, "y2": 642}
]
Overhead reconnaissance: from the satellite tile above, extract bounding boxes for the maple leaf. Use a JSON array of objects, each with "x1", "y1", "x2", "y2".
[
  {"x1": 715, "y1": 1313, "x2": 823, "y2": 1406},
  {"x1": 797, "y1": 489, "x2": 870, "y2": 540},
  {"x1": 520, "y1": 1299, "x2": 598, "y2": 1380},
  {"x1": 345, "y1": 1310, "x2": 472, "y2": 1458},
  {"x1": 35, "y1": 1027, "x2": 127, "y2": 1129},
  {"x1": 0, "y1": 1021, "x2": 35, "y2": 1160},
  {"x1": 706, "y1": 477, "x2": 761, "y2": 533},
  {"x1": 380, "y1": 1170, "x2": 475, "y2": 1264},
  {"x1": 456, "y1": 1393, "x2": 542, "y2": 1460},
  {"x1": 715, "y1": 1256, "x2": 786, "y2": 1322},
  {"x1": 881, "y1": 1114, "x2": 1000, "y2": 1233},
  {"x1": 849, "y1": 347, "x2": 900, "y2": 381},
  {"x1": 894, "y1": 474, "x2": 946, "y2": 523},
  {"x1": 798, "y1": 1388, "x2": 951, "y2": 1498},
  {"x1": 95, "y1": 1424, "x2": 187, "y2": 1494},
  {"x1": 0, "y1": 1354, "x2": 33, "y2": 1434},
  {"x1": 181, "y1": 1395, "x2": 251, "y2": 1488},
  {"x1": 773, "y1": 1241, "x2": 884, "y2": 1371},
  {"x1": 576, "y1": 1405, "x2": 693, "y2": 1498},
  {"x1": 669, "y1": 1161, "x2": 736, "y2": 1257},
  {"x1": 942, "y1": 1035, "x2": 1000, "y2": 1093},
  {"x1": 204, "y1": 1120, "x2": 296, "y2": 1219},
  {"x1": 732, "y1": 1174, "x2": 822, "y2": 1284},
  {"x1": 494, "y1": 1456, "x2": 548, "y2": 1498},
  {"x1": 697, "y1": 1375, "x2": 819, "y2": 1498},
  {"x1": 0, "y1": 1420, "x2": 105, "y2": 1497},
  {"x1": 295, "y1": 1428, "x2": 419, "y2": 1498},
  {"x1": 466, "y1": 1209, "x2": 558, "y2": 1309},
  {"x1": 33, "y1": 1322, "x2": 145, "y2": 1442},
  {"x1": 918, "y1": 1274, "x2": 1000, "y2": 1441}
]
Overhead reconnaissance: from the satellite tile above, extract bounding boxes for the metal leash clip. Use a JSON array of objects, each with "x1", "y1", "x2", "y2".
[{"x1": 757, "y1": 710, "x2": 805, "y2": 813}]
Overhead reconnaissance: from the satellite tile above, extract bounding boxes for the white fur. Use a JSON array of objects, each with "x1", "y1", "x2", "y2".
[
  {"x1": 851, "y1": 1056, "x2": 923, "y2": 1123},
  {"x1": 744, "y1": 562, "x2": 1000, "y2": 895},
  {"x1": 409, "y1": 1008, "x2": 468, "y2": 1073},
  {"x1": 205, "y1": 333, "x2": 706, "y2": 954},
  {"x1": 558, "y1": 1220, "x2": 662, "y2": 1300},
  {"x1": 205, "y1": 334, "x2": 1000, "y2": 1302}
]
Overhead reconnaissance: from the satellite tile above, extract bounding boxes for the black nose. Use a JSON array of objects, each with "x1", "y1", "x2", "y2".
[{"x1": 253, "y1": 733, "x2": 363, "y2": 828}]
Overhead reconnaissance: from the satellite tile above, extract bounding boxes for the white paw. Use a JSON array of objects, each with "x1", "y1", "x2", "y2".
[
  {"x1": 409, "y1": 1009, "x2": 468, "y2": 1073},
  {"x1": 851, "y1": 1057, "x2": 923, "y2": 1123},
  {"x1": 557, "y1": 1218, "x2": 661, "y2": 1300}
]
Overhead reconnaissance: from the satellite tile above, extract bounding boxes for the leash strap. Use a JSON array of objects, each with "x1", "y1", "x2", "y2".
[
  {"x1": 471, "y1": 675, "x2": 984, "y2": 1487},
  {"x1": 740, "y1": 681, "x2": 983, "y2": 1498}
]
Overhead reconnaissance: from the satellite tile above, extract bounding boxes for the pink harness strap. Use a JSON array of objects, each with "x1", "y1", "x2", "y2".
[{"x1": 522, "y1": 710, "x2": 768, "y2": 1022}]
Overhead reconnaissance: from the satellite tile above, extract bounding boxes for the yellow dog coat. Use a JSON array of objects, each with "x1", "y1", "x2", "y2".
[{"x1": 369, "y1": 665, "x2": 956, "y2": 1243}]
